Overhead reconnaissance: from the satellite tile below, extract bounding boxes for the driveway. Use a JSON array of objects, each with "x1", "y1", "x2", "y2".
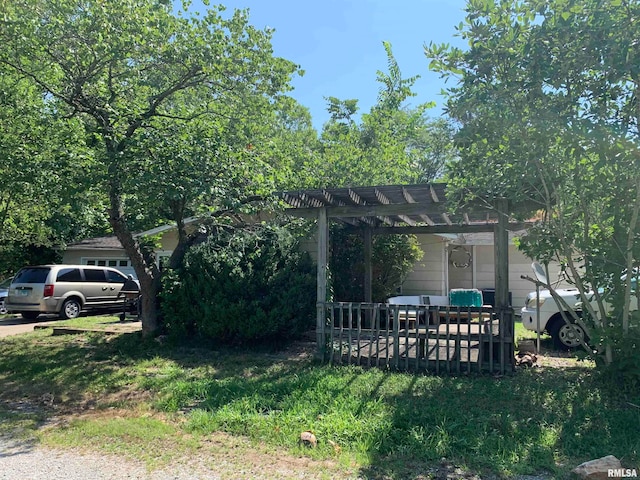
[{"x1": 0, "y1": 315, "x2": 62, "y2": 338}]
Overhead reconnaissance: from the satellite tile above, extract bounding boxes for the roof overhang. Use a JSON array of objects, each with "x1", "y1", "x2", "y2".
[{"x1": 277, "y1": 183, "x2": 536, "y2": 233}]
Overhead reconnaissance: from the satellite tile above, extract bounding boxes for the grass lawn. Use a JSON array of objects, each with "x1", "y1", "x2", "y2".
[{"x1": 0, "y1": 316, "x2": 638, "y2": 479}]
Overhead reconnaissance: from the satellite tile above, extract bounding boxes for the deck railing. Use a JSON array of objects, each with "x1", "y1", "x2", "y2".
[{"x1": 318, "y1": 302, "x2": 514, "y2": 374}]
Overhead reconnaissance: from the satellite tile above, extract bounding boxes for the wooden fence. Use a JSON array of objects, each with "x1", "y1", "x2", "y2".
[{"x1": 318, "y1": 302, "x2": 515, "y2": 375}]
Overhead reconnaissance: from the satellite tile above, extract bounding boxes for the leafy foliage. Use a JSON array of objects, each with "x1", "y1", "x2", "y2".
[
  {"x1": 597, "y1": 320, "x2": 640, "y2": 393},
  {"x1": 329, "y1": 225, "x2": 423, "y2": 302},
  {"x1": 426, "y1": 0, "x2": 640, "y2": 373},
  {"x1": 161, "y1": 224, "x2": 315, "y2": 346},
  {"x1": 297, "y1": 42, "x2": 457, "y2": 188},
  {"x1": 0, "y1": 0, "x2": 302, "y2": 333},
  {"x1": 0, "y1": 66, "x2": 107, "y2": 275}
]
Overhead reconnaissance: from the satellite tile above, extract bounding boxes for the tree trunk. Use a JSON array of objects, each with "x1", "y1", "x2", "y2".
[
  {"x1": 622, "y1": 177, "x2": 640, "y2": 333},
  {"x1": 106, "y1": 143, "x2": 161, "y2": 337},
  {"x1": 138, "y1": 272, "x2": 161, "y2": 336}
]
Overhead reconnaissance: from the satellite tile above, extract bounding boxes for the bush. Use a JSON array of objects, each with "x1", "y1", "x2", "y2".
[
  {"x1": 596, "y1": 315, "x2": 640, "y2": 392},
  {"x1": 161, "y1": 224, "x2": 316, "y2": 346},
  {"x1": 329, "y1": 224, "x2": 423, "y2": 302}
]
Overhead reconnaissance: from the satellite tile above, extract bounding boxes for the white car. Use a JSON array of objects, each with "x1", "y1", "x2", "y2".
[{"x1": 520, "y1": 288, "x2": 586, "y2": 349}]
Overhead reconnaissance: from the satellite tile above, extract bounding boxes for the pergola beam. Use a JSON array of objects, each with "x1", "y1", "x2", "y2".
[
  {"x1": 372, "y1": 223, "x2": 531, "y2": 235},
  {"x1": 286, "y1": 203, "x2": 454, "y2": 219}
]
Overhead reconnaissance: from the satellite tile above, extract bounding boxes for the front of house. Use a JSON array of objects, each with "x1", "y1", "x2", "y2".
[
  {"x1": 63, "y1": 226, "x2": 178, "y2": 279},
  {"x1": 62, "y1": 184, "x2": 562, "y2": 374},
  {"x1": 300, "y1": 231, "x2": 566, "y2": 309},
  {"x1": 66, "y1": 224, "x2": 566, "y2": 311},
  {"x1": 402, "y1": 233, "x2": 566, "y2": 309}
]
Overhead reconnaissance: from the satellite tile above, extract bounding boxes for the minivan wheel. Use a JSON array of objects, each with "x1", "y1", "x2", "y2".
[
  {"x1": 0, "y1": 299, "x2": 7, "y2": 315},
  {"x1": 21, "y1": 311, "x2": 40, "y2": 320},
  {"x1": 61, "y1": 298, "x2": 81, "y2": 319}
]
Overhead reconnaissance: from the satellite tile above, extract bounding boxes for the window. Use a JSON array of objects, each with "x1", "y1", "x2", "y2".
[
  {"x1": 156, "y1": 253, "x2": 172, "y2": 272},
  {"x1": 84, "y1": 269, "x2": 106, "y2": 282},
  {"x1": 14, "y1": 267, "x2": 51, "y2": 284},
  {"x1": 82, "y1": 258, "x2": 132, "y2": 269},
  {"x1": 107, "y1": 270, "x2": 127, "y2": 284},
  {"x1": 57, "y1": 268, "x2": 82, "y2": 282}
]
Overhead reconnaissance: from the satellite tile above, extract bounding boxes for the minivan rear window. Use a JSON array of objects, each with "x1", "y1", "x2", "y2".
[{"x1": 13, "y1": 267, "x2": 50, "y2": 284}]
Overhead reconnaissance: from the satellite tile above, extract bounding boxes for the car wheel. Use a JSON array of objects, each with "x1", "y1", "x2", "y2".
[
  {"x1": 549, "y1": 316, "x2": 587, "y2": 350},
  {"x1": 0, "y1": 299, "x2": 7, "y2": 315},
  {"x1": 21, "y1": 311, "x2": 40, "y2": 320},
  {"x1": 61, "y1": 298, "x2": 81, "y2": 320}
]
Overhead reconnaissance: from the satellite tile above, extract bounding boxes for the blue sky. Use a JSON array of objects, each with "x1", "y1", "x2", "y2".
[{"x1": 193, "y1": 1, "x2": 469, "y2": 129}]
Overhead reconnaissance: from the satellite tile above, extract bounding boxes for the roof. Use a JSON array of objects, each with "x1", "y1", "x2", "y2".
[
  {"x1": 66, "y1": 217, "x2": 203, "y2": 251},
  {"x1": 65, "y1": 235, "x2": 124, "y2": 251},
  {"x1": 277, "y1": 183, "x2": 533, "y2": 233}
]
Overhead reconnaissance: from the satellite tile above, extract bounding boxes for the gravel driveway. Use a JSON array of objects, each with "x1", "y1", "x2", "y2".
[{"x1": 0, "y1": 437, "x2": 218, "y2": 480}]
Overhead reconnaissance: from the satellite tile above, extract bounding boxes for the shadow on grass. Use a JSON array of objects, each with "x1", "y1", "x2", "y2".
[
  {"x1": 150, "y1": 338, "x2": 639, "y2": 478},
  {"x1": 1, "y1": 331, "x2": 638, "y2": 478}
]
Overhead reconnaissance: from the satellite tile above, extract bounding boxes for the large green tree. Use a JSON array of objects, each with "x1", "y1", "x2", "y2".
[
  {"x1": 309, "y1": 42, "x2": 457, "y2": 188},
  {"x1": 0, "y1": 65, "x2": 106, "y2": 276},
  {"x1": 0, "y1": 0, "x2": 300, "y2": 335},
  {"x1": 299, "y1": 43, "x2": 447, "y2": 301},
  {"x1": 427, "y1": 0, "x2": 640, "y2": 368}
]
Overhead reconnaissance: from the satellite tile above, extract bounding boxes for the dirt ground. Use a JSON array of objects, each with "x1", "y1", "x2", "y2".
[{"x1": 0, "y1": 314, "x2": 63, "y2": 338}]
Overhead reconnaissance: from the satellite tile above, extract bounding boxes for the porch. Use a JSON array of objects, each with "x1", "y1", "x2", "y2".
[
  {"x1": 278, "y1": 184, "x2": 534, "y2": 375},
  {"x1": 321, "y1": 302, "x2": 513, "y2": 374}
]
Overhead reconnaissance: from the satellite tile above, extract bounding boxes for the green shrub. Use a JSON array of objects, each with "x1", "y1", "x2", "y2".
[
  {"x1": 161, "y1": 224, "x2": 316, "y2": 346},
  {"x1": 329, "y1": 224, "x2": 423, "y2": 302},
  {"x1": 597, "y1": 318, "x2": 640, "y2": 392}
]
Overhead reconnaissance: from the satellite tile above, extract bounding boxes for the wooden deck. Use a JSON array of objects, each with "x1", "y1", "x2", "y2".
[{"x1": 320, "y1": 303, "x2": 515, "y2": 374}]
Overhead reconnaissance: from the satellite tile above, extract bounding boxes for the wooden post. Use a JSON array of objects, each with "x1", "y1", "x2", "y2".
[
  {"x1": 493, "y1": 198, "x2": 514, "y2": 372},
  {"x1": 494, "y1": 199, "x2": 509, "y2": 310},
  {"x1": 363, "y1": 228, "x2": 372, "y2": 303},
  {"x1": 363, "y1": 227, "x2": 373, "y2": 330},
  {"x1": 317, "y1": 208, "x2": 329, "y2": 359}
]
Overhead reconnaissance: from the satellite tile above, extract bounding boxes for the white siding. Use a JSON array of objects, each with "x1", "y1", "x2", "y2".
[
  {"x1": 62, "y1": 249, "x2": 136, "y2": 278},
  {"x1": 401, "y1": 234, "x2": 447, "y2": 296}
]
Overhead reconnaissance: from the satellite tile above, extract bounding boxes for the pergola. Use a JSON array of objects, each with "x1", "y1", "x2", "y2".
[{"x1": 277, "y1": 183, "x2": 535, "y2": 372}]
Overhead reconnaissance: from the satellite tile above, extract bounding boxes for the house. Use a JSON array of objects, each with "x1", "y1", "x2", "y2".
[
  {"x1": 65, "y1": 231, "x2": 565, "y2": 311},
  {"x1": 300, "y1": 231, "x2": 565, "y2": 310},
  {"x1": 65, "y1": 227, "x2": 563, "y2": 310},
  {"x1": 401, "y1": 232, "x2": 566, "y2": 309},
  {"x1": 62, "y1": 222, "x2": 183, "y2": 278},
  {"x1": 64, "y1": 185, "x2": 565, "y2": 310}
]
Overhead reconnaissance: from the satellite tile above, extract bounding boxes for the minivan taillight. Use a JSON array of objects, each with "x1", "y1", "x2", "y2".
[{"x1": 43, "y1": 284, "x2": 54, "y2": 297}]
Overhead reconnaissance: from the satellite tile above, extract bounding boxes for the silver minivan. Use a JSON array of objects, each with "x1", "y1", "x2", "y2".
[{"x1": 6, "y1": 265, "x2": 132, "y2": 320}]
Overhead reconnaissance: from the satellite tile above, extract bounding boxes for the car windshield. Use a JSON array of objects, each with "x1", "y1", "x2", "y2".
[{"x1": 13, "y1": 267, "x2": 50, "y2": 284}]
